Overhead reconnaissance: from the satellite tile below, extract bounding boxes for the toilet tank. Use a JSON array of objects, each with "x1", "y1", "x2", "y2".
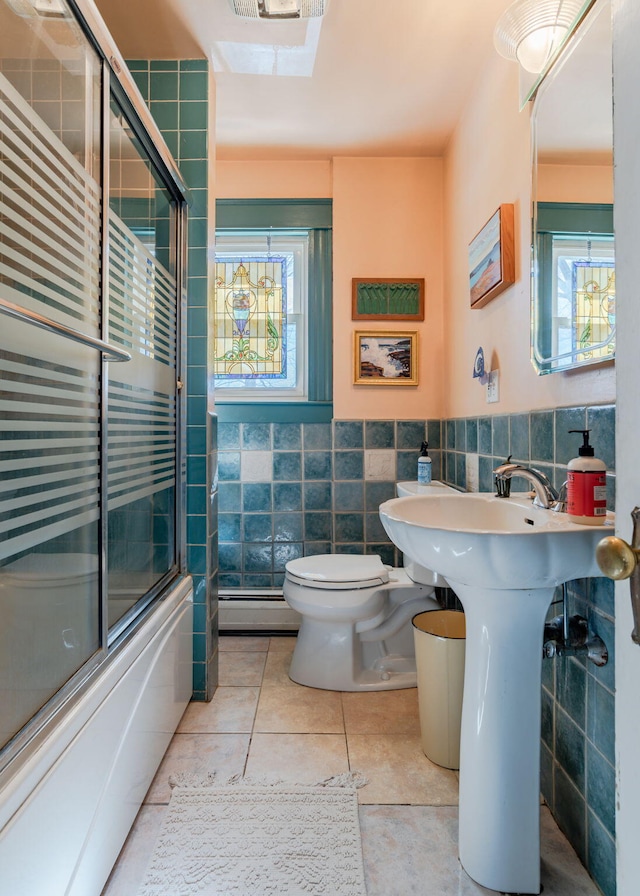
[{"x1": 395, "y1": 481, "x2": 457, "y2": 586}]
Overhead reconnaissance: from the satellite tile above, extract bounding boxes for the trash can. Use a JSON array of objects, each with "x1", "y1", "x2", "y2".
[{"x1": 412, "y1": 610, "x2": 466, "y2": 770}]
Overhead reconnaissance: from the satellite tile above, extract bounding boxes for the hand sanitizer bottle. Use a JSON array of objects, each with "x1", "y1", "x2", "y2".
[{"x1": 418, "y1": 441, "x2": 432, "y2": 484}]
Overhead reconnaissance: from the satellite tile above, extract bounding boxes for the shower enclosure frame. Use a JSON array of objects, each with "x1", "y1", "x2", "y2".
[{"x1": 0, "y1": 0, "x2": 191, "y2": 781}]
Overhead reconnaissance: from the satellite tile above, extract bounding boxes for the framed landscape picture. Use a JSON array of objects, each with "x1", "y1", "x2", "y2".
[
  {"x1": 353, "y1": 330, "x2": 418, "y2": 385},
  {"x1": 469, "y1": 204, "x2": 515, "y2": 308}
]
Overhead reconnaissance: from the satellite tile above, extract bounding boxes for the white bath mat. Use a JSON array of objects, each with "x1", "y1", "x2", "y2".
[{"x1": 138, "y1": 772, "x2": 368, "y2": 896}]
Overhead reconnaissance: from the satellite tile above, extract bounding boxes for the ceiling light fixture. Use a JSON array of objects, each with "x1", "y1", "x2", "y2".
[
  {"x1": 3, "y1": 0, "x2": 67, "y2": 16},
  {"x1": 228, "y1": 0, "x2": 327, "y2": 19},
  {"x1": 494, "y1": 0, "x2": 585, "y2": 74}
]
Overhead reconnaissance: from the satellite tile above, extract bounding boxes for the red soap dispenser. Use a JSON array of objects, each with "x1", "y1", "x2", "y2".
[{"x1": 566, "y1": 429, "x2": 607, "y2": 525}]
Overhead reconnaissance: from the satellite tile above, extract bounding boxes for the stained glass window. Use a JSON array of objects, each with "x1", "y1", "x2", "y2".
[
  {"x1": 552, "y1": 235, "x2": 615, "y2": 366},
  {"x1": 214, "y1": 258, "x2": 287, "y2": 378},
  {"x1": 572, "y1": 261, "x2": 615, "y2": 362},
  {"x1": 213, "y1": 232, "x2": 308, "y2": 398}
]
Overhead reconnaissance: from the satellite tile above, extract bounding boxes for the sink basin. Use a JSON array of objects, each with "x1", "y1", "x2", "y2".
[
  {"x1": 379, "y1": 490, "x2": 614, "y2": 894},
  {"x1": 379, "y1": 492, "x2": 613, "y2": 589}
]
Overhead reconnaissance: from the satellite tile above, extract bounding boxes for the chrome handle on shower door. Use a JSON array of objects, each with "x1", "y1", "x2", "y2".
[
  {"x1": 596, "y1": 506, "x2": 640, "y2": 645},
  {"x1": 0, "y1": 295, "x2": 132, "y2": 362}
]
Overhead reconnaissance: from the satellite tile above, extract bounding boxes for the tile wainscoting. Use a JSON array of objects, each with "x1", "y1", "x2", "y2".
[{"x1": 217, "y1": 404, "x2": 615, "y2": 896}]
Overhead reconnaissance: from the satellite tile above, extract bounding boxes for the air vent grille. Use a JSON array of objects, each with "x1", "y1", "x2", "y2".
[{"x1": 228, "y1": 0, "x2": 327, "y2": 18}]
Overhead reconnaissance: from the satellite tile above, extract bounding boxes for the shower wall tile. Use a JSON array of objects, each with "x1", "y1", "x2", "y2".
[{"x1": 132, "y1": 58, "x2": 215, "y2": 700}]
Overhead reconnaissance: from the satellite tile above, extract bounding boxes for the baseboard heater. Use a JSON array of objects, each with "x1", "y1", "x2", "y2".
[{"x1": 219, "y1": 591, "x2": 300, "y2": 632}]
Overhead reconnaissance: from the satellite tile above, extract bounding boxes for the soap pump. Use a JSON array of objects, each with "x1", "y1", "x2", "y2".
[
  {"x1": 566, "y1": 429, "x2": 607, "y2": 525},
  {"x1": 418, "y1": 441, "x2": 432, "y2": 484}
]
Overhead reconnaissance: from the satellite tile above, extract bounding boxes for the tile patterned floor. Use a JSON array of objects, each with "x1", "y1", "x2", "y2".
[{"x1": 102, "y1": 635, "x2": 601, "y2": 896}]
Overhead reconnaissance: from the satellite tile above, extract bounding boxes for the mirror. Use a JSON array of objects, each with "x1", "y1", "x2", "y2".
[{"x1": 531, "y1": 0, "x2": 614, "y2": 374}]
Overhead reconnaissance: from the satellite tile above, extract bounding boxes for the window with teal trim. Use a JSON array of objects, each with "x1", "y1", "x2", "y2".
[
  {"x1": 214, "y1": 200, "x2": 332, "y2": 413},
  {"x1": 214, "y1": 232, "x2": 308, "y2": 398},
  {"x1": 534, "y1": 202, "x2": 615, "y2": 373}
]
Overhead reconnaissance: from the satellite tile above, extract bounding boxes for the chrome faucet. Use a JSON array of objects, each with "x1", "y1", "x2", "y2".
[{"x1": 493, "y1": 463, "x2": 560, "y2": 510}]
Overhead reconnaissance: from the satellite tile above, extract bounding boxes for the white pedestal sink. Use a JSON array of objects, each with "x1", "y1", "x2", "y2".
[{"x1": 379, "y1": 492, "x2": 613, "y2": 895}]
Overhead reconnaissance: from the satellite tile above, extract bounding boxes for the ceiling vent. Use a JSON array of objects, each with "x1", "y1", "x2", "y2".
[{"x1": 229, "y1": 0, "x2": 327, "y2": 19}]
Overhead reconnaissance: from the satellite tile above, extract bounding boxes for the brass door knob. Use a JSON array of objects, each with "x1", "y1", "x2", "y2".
[{"x1": 596, "y1": 535, "x2": 640, "y2": 580}]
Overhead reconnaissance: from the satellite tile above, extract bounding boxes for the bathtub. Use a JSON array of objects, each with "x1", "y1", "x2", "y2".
[{"x1": 0, "y1": 575, "x2": 193, "y2": 896}]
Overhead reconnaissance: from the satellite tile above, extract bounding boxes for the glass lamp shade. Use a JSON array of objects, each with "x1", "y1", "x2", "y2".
[
  {"x1": 516, "y1": 23, "x2": 569, "y2": 72},
  {"x1": 494, "y1": 0, "x2": 585, "y2": 74}
]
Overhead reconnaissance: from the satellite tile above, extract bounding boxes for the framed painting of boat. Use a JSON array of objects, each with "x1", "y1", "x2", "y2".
[{"x1": 469, "y1": 204, "x2": 515, "y2": 308}]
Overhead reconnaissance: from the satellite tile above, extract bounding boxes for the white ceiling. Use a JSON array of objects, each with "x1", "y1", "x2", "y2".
[{"x1": 96, "y1": 0, "x2": 515, "y2": 160}]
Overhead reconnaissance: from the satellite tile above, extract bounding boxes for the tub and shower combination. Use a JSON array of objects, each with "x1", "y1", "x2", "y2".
[{"x1": 0, "y1": 2, "x2": 196, "y2": 892}]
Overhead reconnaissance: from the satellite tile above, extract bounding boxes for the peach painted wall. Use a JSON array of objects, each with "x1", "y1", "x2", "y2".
[
  {"x1": 332, "y1": 157, "x2": 444, "y2": 420},
  {"x1": 537, "y1": 163, "x2": 613, "y2": 203},
  {"x1": 215, "y1": 156, "x2": 445, "y2": 420},
  {"x1": 216, "y1": 161, "x2": 332, "y2": 198},
  {"x1": 443, "y1": 56, "x2": 615, "y2": 417}
]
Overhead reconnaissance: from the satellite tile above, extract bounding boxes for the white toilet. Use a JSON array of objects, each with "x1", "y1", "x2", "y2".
[{"x1": 284, "y1": 481, "x2": 455, "y2": 691}]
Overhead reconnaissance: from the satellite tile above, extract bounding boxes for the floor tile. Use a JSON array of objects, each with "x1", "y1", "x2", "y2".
[
  {"x1": 538, "y1": 807, "x2": 603, "y2": 894},
  {"x1": 218, "y1": 650, "x2": 266, "y2": 686},
  {"x1": 245, "y1": 733, "x2": 350, "y2": 784},
  {"x1": 218, "y1": 635, "x2": 270, "y2": 652},
  {"x1": 253, "y1": 684, "x2": 344, "y2": 733},
  {"x1": 268, "y1": 635, "x2": 297, "y2": 652},
  {"x1": 347, "y1": 733, "x2": 459, "y2": 805},
  {"x1": 178, "y1": 687, "x2": 259, "y2": 733},
  {"x1": 359, "y1": 805, "x2": 495, "y2": 895},
  {"x1": 101, "y1": 805, "x2": 166, "y2": 896},
  {"x1": 104, "y1": 631, "x2": 605, "y2": 896},
  {"x1": 261, "y1": 646, "x2": 298, "y2": 687},
  {"x1": 144, "y1": 733, "x2": 251, "y2": 803},
  {"x1": 342, "y1": 688, "x2": 421, "y2": 735}
]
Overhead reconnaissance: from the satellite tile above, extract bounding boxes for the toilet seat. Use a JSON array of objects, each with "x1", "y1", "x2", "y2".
[
  {"x1": 284, "y1": 555, "x2": 390, "y2": 619},
  {"x1": 285, "y1": 554, "x2": 390, "y2": 590}
]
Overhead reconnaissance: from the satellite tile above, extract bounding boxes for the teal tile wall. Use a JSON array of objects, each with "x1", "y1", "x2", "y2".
[
  {"x1": 217, "y1": 418, "x2": 442, "y2": 589},
  {"x1": 129, "y1": 59, "x2": 217, "y2": 700},
  {"x1": 441, "y1": 404, "x2": 616, "y2": 896}
]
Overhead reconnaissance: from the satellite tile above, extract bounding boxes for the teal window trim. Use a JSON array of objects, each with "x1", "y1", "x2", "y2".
[
  {"x1": 215, "y1": 199, "x2": 333, "y2": 408},
  {"x1": 216, "y1": 198, "x2": 332, "y2": 229},
  {"x1": 535, "y1": 202, "x2": 614, "y2": 372},
  {"x1": 215, "y1": 402, "x2": 333, "y2": 423},
  {"x1": 536, "y1": 202, "x2": 613, "y2": 234}
]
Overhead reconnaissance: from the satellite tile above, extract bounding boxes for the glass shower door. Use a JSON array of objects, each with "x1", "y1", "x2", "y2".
[
  {"x1": 106, "y1": 93, "x2": 179, "y2": 635},
  {"x1": 0, "y1": 2, "x2": 103, "y2": 749}
]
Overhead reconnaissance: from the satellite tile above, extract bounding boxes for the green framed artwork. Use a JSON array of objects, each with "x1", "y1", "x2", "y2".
[{"x1": 352, "y1": 278, "x2": 425, "y2": 321}]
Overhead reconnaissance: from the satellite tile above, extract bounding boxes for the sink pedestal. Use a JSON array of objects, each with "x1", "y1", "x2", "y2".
[{"x1": 451, "y1": 580, "x2": 553, "y2": 895}]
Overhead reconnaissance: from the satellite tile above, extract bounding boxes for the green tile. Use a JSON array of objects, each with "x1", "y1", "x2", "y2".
[
  {"x1": 180, "y1": 59, "x2": 208, "y2": 72},
  {"x1": 188, "y1": 216, "x2": 208, "y2": 249},
  {"x1": 179, "y1": 71, "x2": 208, "y2": 101},
  {"x1": 179, "y1": 130, "x2": 207, "y2": 161},
  {"x1": 151, "y1": 60, "x2": 178, "y2": 71},
  {"x1": 126, "y1": 59, "x2": 148, "y2": 72},
  {"x1": 130, "y1": 69, "x2": 149, "y2": 96},
  {"x1": 150, "y1": 100, "x2": 178, "y2": 131},
  {"x1": 150, "y1": 71, "x2": 179, "y2": 101},
  {"x1": 178, "y1": 159, "x2": 208, "y2": 189},
  {"x1": 179, "y1": 101, "x2": 208, "y2": 130},
  {"x1": 162, "y1": 130, "x2": 179, "y2": 157}
]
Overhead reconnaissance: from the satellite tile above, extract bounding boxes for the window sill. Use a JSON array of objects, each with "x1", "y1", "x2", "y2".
[{"x1": 214, "y1": 401, "x2": 333, "y2": 423}]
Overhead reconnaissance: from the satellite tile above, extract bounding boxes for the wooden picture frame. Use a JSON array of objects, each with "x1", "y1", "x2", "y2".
[
  {"x1": 468, "y1": 204, "x2": 515, "y2": 308},
  {"x1": 351, "y1": 278, "x2": 425, "y2": 321},
  {"x1": 353, "y1": 330, "x2": 418, "y2": 385}
]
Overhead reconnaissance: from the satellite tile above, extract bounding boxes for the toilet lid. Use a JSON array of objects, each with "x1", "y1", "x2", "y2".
[{"x1": 285, "y1": 554, "x2": 390, "y2": 590}]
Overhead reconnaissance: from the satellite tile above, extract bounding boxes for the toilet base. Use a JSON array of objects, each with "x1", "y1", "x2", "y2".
[{"x1": 288, "y1": 589, "x2": 440, "y2": 691}]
